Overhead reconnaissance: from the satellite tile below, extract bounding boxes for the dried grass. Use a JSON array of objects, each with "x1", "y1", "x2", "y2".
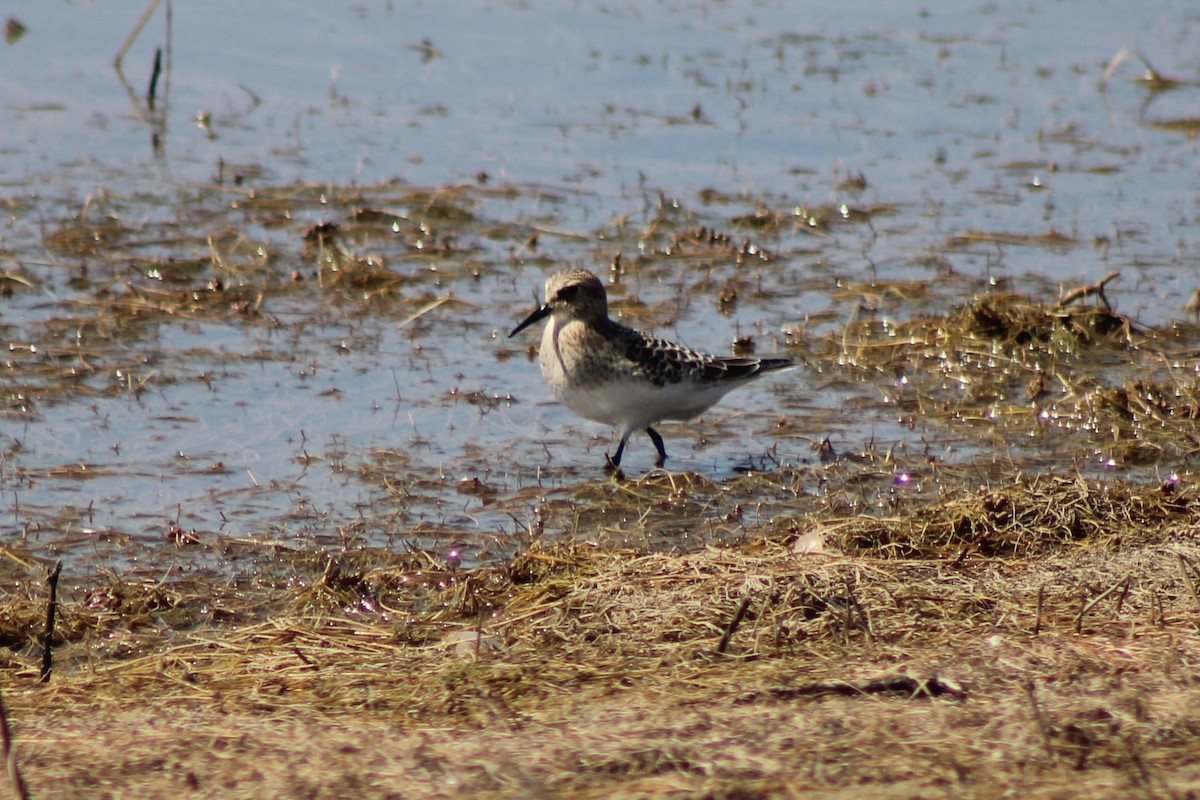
[{"x1": 1, "y1": 476, "x2": 1198, "y2": 798}]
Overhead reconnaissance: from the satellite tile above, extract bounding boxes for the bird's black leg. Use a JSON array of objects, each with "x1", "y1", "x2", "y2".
[
  {"x1": 606, "y1": 435, "x2": 629, "y2": 473},
  {"x1": 645, "y1": 426, "x2": 668, "y2": 468}
]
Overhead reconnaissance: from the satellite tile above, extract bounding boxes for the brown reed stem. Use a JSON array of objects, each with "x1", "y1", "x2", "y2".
[
  {"x1": 40, "y1": 561, "x2": 62, "y2": 683},
  {"x1": 716, "y1": 595, "x2": 752, "y2": 654}
]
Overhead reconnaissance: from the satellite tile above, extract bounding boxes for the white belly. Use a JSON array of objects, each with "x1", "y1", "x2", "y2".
[{"x1": 555, "y1": 376, "x2": 736, "y2": 434}]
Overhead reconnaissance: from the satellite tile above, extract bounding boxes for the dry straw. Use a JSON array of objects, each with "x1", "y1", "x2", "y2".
[{"x1": 0, "y1": 471, "x2": 1198, "y2": 797}]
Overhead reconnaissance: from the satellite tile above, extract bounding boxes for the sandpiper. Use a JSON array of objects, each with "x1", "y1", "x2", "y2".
[{"x1": 509, "y1": 268, "x2": 793, "y2": 469}]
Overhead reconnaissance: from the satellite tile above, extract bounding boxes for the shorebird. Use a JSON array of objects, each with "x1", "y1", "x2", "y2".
[{"x1": 509, "y1": 268, "x2": 793, "y2": 469}]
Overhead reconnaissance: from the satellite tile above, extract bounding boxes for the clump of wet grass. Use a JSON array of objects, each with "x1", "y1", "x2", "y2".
[
  {"x1": 830, "y1": 290, "x2": 1137, "y2": 378},
  {"x1": 805, "y1": 286, "x2": 1200, "y2": 467},
  {"x1": 825, "y1": 473, "x2": 1192, "y2": 558},
  {"x1": 42, "y1": 213, "x2": 134, "y2": 256}
]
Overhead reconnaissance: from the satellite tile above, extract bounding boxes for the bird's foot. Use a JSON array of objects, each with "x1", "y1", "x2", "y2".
[
  {"x1": 645, "y1": 427, "x2": 668, "y2": 470},
  {"x1": 604, "y1": 453, "x2": 625, "y2": 479}
]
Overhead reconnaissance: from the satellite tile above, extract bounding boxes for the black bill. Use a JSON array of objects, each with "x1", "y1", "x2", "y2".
[{"x1": 509, "y1": 304, "x2": 551, "y2": 338}]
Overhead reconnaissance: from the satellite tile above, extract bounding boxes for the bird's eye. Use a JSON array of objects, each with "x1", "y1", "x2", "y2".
[{"x1": 556, "y1": 285, "x2": 579, "y2": 302}]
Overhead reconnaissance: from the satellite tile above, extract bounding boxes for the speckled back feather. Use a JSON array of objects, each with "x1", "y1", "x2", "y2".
[{"x1": 606, "y1": 319, "x2": 790, "y2": 387}]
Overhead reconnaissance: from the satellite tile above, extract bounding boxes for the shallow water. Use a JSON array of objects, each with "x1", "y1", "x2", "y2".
[{"x1": 2, "y1": 0, "x2": 1199, "y2": 572}]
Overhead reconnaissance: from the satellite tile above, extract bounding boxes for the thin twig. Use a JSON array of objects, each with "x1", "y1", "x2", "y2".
[
  {"x1": 716, "y1": 595, "x2": 752, "y2": 654},
  {"x1": 747, "y1": 675, "x2": 967, "y2": 702},
  {"x1": 40, "y1": 561, "x2": 62, "y2": 683},
  {"x1": 1033, "y1": 584, "x2": 1045, "y2": 635},
  {"x1": 1115, "y1": 578, "x2": 1131, "y2": 615},
  {"x1": 951, "y1": 547, "x2": 969, "y2": 568},
  {"x1": 1055, "y1": 271, "x2": 1119, "y2": 311},
  {"x1": 1075, "y1": 575, "x2": 1131, "y2": 633},
  {"x1": 397, "y1": 294, "x2": 460, "y2": 329},
  {"x1": 147, "y1": 47, "x2": 163, "y2": 109}
]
